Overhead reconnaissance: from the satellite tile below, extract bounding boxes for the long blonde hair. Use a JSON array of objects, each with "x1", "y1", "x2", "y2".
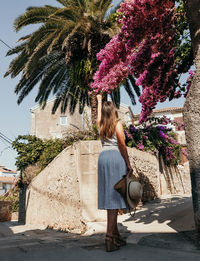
[{"x1": 99, "y1": 101, "x2": 119, "y2": 139}]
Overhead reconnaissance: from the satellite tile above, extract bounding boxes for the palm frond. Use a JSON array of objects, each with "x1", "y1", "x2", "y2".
[
  {"x1": 52, "y1": 78, "x2": 70, "y2": 114},
  {"x1": 24, "y1": 32, "x2": 58, "y2": 77},
  {"x1": 62, "y1": 22, "x2": 82, "y2": 50},
  {"x1": 17, "y1": 35, "x2": 31, "y2": 42},
  {"x1": 128, "y1": 75, "x2": 141, "y2": 97},
  {"x1": 5, "y1": 43, "x2": 26, "y2": 56},
  {"x1": 47, "y1": 24, "x2": 74, "y2": 53},
  {"x1": 4, "y1": 50, "x2": 28, "y2": 78},
  {"x1": 99, "y1": 0, "x2": 113, "y2": 15},
  {"x1": 15, "y1": 67, "x2": 47, "y2": 104},
  {"x1": 78, "y1": 88, "x2": 89, "y2": 114},
  {"x1": 7, "y1": 0, "x2": 121, "y2": 117},
  {"x1": 123, "y1": 79, "x2": 137, "y2": 105},
  {"x1": 52, "y1": 67, "x2": 68, "y2": 95},
  {"x1": 68, "y1": 85, "x2": 80, "y2": 114},
  {"x1": 55, "y1": 0, "x2": 75, "y2": 7},
  {"x1": 26, "y1": 23, "x2": 61, "y2": 53},
  {"x1": 15, "y1": 51, "x2": 64, "y2": 95},
  {"x1": 35, "y1": 59, "x2": 67, "y2": 103},
  {"x1": 50, "y1": 7, "x2": 80, "y2": 21},
  {"x1": 77, "y1": 0, "x2": 87, "y2": 12},
  {"x1": 14, "y1": 5, "x2": 59, "y2": 31},
  {"x1": 110, "y1": 85, "x2": 120, "y2": 108}
]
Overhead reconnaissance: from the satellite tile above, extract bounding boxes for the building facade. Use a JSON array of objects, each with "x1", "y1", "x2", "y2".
[
  {"x1": 134, "y1": 107, "x2": 186, "y2": 145},
  {"x1": 30, "y1": 97, "x2": 132, "y2": 139},
  {"x1": 0, "y1": 166, "x2": 18, "y2": 195},
  {"x1": 151, "y1": 107, "x2": 185, "y2": 145}
]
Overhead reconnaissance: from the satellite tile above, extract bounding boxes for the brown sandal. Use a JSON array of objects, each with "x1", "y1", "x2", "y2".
[
  {"x1": 105, "y1": 235, "x2": 120, "y2": 252},
  {"x1": 114, "y1": 234, "x2": 126, "y2": 246}
]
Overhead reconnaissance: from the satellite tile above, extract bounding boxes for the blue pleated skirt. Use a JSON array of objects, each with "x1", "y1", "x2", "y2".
[{"x1": 98, "y1": 149, "x2": 127, "y2": 209}]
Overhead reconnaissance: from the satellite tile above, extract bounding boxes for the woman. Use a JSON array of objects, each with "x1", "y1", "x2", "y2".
[{"x1": 97, "y1": 94, "x2": 133, "y2": 252}]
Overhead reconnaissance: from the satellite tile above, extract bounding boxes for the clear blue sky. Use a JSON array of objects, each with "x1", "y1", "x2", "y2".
[{"x1": 0, "y1": 0, "x2": 185, "y2": 170}]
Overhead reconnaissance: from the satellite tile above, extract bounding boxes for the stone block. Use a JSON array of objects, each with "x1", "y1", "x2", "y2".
[
  {"x1": 92, "y1": 141, "x2": 102, "y2": 154},
  {"x1": 78, "y1": 140, "x2": 101, "y2": 155},
  {"x1": 79, "y1": 141, "x2": 91, "y2": 155},
  {"x1": 81, "y1": 173, "x2": 96, "y2": 184},
  {"x1": 79, "y1": 154, "x2": 98, "y2": 173}
]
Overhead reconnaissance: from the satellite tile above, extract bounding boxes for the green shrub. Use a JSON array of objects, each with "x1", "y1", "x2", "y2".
[
  {"x1": 12, "y1": 129, "x2": 98, "y2": 186},
  {"x1": 0, "y1": 187, "x2": 19, "y2": 212}
]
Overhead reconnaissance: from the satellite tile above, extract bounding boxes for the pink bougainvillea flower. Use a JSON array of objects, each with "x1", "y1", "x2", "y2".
[
  {"x1": 138, "y1": 143, "x2": 144, "y2": 150},
  {"x1": 90, "y1": 0, "x2": 177, "y2": 122}
]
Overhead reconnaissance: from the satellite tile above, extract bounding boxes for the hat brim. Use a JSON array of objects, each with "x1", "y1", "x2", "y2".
[{"x1": 126, "y1": 177, "x2": 143, "y2": 209}]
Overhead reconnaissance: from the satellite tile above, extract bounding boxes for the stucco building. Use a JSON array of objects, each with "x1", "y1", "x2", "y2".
[
  {"x1": 134, "y1": 107, "x2": 186, "y2": 145},
  {"x1": 0, "y1": 166, "x2": 18, "y2": 195},
  {"x1": 30, "y1": 97, "x2": 132, "y2": 139}
]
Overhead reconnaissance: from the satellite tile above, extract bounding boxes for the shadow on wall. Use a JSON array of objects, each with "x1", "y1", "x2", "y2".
[
  {"x1": 137, "y1": 173, "x2": 158, "y2": 203},
  {"x1": 159, "y1": 155, "x2": 187, "y2": 194}
]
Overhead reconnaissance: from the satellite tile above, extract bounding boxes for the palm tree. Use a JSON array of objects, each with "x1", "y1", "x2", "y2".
[
  {"x1": 5, "y1": 0, "x2": 140, "y2": 124},
  {"x1": 183, "y1": 0, "x2": 200, "y2": 232}
]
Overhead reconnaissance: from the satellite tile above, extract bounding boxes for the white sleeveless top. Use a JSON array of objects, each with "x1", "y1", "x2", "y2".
[{"x1": 101, "y1": 133, "x2": 119, "y2": 151}]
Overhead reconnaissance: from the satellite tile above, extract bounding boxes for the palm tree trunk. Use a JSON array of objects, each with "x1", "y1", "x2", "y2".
[
  {"x1": 183, "y1": 0, "x2": 200, "y2": 232},
  {"x1": 91, "y1": 92, "x2": 98, "y2": 125}
]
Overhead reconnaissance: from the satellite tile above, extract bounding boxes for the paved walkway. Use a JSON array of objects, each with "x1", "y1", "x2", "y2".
[{"x1": 0, "y1": 195, "x2": 200, "y2": 260}]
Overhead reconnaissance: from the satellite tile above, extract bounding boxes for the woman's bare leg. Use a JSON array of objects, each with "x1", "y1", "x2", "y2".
[
  {"x1": 113, "y1": 222, "x2": 119, "y2": 235},
  {"x1": 105, "y1": 209, "x2": 120, "y2": 251},
  {"x1": 106, "y1": 209, "x2": 118, "y2": 236}
]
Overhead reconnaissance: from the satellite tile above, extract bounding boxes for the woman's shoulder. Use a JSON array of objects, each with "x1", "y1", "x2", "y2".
[
  {"x1": 115, "y1": 120, "x2": 123, "y2": 130},
  {"x1": 115, "y1": 120, "x2": 125, "y2": 139}
]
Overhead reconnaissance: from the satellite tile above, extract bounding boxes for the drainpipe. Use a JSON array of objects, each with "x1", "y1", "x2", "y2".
[{"x1": 30, "y1": 109, "x2": 36, "y2": 136}]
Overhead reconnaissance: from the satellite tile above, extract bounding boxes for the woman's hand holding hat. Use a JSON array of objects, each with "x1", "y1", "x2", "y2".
[{"x1": 127, "y1": 166, "x2": 133, "y2": 177}]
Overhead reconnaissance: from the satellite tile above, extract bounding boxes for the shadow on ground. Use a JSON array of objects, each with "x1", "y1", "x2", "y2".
[
  {"x1": 0, "y1": 196, "x2": 199, "y2": 255},
  {"x1": 124, "y1": 196, "x2": 195, "y2": 231}
]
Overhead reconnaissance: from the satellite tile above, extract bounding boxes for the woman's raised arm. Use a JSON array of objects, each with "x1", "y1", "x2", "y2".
[{"x1": 97, "y1": 94, "x2": 102, "y2": 127}]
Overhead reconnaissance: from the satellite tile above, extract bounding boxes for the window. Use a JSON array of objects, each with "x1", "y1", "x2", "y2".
[
  {"x1": 3, "y1": 183, "x2": 10, "y2": 192},
  {"x1": 60, "y1": 116, "x2": 67, "y2": 126}
]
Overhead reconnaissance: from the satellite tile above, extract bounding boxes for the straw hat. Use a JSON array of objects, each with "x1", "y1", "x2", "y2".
[
  {"x1": 114, "y1": 175, "x2": 143, "y2": 209},
  {"x1": 126, "y1": 175, "x2": 143, "y2": 209}
]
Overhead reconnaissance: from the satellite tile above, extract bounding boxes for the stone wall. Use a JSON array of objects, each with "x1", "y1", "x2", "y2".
[
  {"x1": 0, "y1": 201, "x2": 12, "y2": 222},
  {"x1": 25, "y1": 141, "x2": 191, "y2": 232},
  {"x1": 25, "y1": 145, "x2": 84, "y2": 233},
  {"x1": 128, "y1": 148, "x2": 160, "y2": 202},
  {"x1": 159, "y1": 161, "x2": 191, "y2": 195}
]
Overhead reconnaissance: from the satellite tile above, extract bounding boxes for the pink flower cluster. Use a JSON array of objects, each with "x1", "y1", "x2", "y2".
[
  {"x1": 165, "y1": 146, "x2": 177, "y2": 162},
  {"x1": 184, "y1": 70, "x2": 195, "y2": 97},
  {"x1": 90, "y1": 0, "x2": 176, "y2": 122},
  {"x1": 125, "y1": 118, "x2": 187, "y2": 166}
]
